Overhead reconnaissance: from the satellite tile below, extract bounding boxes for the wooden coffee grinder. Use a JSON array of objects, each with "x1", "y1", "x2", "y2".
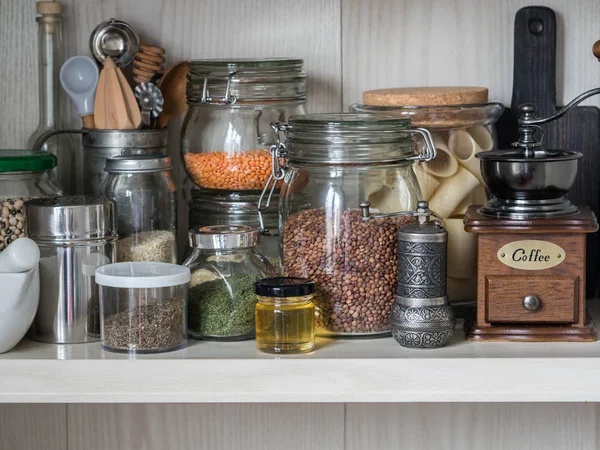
[{"x1": 464, "y1": 47, "x2": 600, "y2": 341}]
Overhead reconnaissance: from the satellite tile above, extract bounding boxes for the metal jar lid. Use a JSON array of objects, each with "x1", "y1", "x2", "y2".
[
  {"x1": 89, "y1": 18, "x2": 140, "y2": 67},
  {"x1": 189, "y1": 189, "x2": 279, "y2": 213},
  {"x1": 105, "y1": 155, "x2": 172, "y2": 173},
  {"x1": 25, "y1": 195, "x2": 117, "y2": 242},
  {"x1": 188, "y1": 225, "x2": 260, "y2": 250},
  {"x1": 187, "y1": 58, "x2": 306, "y2": 105}
]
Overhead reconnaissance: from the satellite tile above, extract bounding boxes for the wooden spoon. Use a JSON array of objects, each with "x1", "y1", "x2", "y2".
[
  {"x1": 94, "y1": 57, "x2": 141, "y2": 130},
  {"x1": 157, "y1": 61, "x2": 189, "y2": 128}
]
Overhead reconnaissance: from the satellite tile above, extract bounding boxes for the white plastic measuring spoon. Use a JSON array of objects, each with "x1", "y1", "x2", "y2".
[{"x1": 60, "y1": 55, "x2": 99, "y2": 129}]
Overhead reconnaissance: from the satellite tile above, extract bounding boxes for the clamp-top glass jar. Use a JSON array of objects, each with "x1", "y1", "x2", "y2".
[
  {"x1": 183, "y1": 225, "x2": 277, "y2": 341},
  {"x1": 188, "y1": 189, "x2": 281, "y2": 270},
  {"x1": 262, "y1": 113, "x2": 435, "y2": 337},
  {"x1": 181, "y1": 59, "x2": 307, "y2": 192}
]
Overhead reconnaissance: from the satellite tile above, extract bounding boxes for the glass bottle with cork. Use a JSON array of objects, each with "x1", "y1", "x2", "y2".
[{"x1": 26, "y1": 2, "x2": 76, "y2": 194}]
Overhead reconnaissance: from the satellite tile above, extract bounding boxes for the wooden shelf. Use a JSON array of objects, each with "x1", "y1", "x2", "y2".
[{"x1": 2, "y1": 306, "x2": 600, "y2": 403}]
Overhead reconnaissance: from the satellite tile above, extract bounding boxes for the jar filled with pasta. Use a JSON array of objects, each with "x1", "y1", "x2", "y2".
[
  {"x1": 181, "y1": 59, "x2": 307, "y2": 192},
  {"x1": 351, "y1": 87, "x2": 503, "y2": 304},
  {"x1": 262, "y1": 113, "x2": 435, "y2": 337}
]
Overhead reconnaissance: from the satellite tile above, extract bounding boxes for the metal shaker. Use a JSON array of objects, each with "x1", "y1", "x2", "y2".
[
  {"x1": 390, "y1": 201, "x2": 455, "y2": 348},
  {"x1": 26, "y1": 196, "x2": 117, "y2": 343}
]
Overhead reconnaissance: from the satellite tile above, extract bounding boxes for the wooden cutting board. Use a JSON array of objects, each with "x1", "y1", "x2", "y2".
[{"x1": 496, "y1": 6, "x2": 600, "y2": 297}]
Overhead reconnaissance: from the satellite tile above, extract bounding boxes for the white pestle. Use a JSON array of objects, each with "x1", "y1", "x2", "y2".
[
  {"x1": 0, "y1": 238, "x2": 40, "y2": 273},
  {"x1": 60, "y1": 56, "x2": 99, "y2": 128}
]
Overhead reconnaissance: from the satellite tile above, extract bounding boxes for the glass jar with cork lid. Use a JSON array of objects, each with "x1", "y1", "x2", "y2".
[
  {"x1": 181, "y1": 59, "x2": 307, "y2": 192},
  {"x1": 351, "y1": 87, "x2": 503, "y2": 304}
]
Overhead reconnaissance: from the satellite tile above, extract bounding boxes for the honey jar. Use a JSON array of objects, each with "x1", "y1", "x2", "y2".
[{"x1": 254, "y1": 277, "x2": 316, "y2": 354}]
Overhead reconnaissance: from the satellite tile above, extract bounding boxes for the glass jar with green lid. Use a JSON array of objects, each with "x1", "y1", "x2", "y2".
[
  {"x1": 0, "y1": 151, "x2": 63, "y2": 251},
  {"x1": 261, "y1": 113, "x2": 435, "y2": 337},
  {"x1": 181, "y1": 58, "x2": 307, "y2": 192}
]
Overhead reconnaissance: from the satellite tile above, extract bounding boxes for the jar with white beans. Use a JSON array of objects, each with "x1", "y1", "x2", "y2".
[
  {"x1": 351, "y1": 87, "x2": 503, "y2": 304},
  {"x1": 0, "y1": 151, "x2": 63, "y2": 251}
]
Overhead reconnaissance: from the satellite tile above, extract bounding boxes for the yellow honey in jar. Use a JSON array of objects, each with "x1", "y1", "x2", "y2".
[{"x1": 254, "y1": 277, "x2": 316, "y2": 354}]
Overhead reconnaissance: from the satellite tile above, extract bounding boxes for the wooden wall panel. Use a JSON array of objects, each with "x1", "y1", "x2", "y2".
[
  {"x1": 346, "y1": 403, "x2": 597, "y2": 450},
  {"x1": 0, "y1": 0, "x2": 342, "y2": 148},
  {"x1": 341, "y1": 0, "x2": 600, "y2": 109},
  {"x1": 67, "y1": 403, "x2": 345, "y2": 450},
  {"x1": 0, "y1": 0, "x2": 38, "y2": 148},
  {"x1": 0, "y1": 404, "x2": 67, "y2": 450}
]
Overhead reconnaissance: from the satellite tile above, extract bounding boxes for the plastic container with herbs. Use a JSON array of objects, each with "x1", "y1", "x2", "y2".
[
  {"x1": 182, "y1": 225, "x2": 277, "y2": 341},
  {"x1": 0, "y1": 151, "x2": 63, "y2": 251},
  {"x1": 181, "y1": 59, "x2": 307, "y2": 192},
  {"x1": 351, "y1": 87, "x2": 503, "y2": 303},
  {"x1": 96, "y1": 262, "x2": 190, "y2": 354}
]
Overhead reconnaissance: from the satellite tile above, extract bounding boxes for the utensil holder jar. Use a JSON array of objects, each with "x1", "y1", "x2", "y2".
[{"x1": 32, "y1": 129, "x2": 168, "y2": 196}]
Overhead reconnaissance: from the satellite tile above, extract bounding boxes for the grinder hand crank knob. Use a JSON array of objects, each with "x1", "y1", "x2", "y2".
[{"x1": 593, "y1": 40, "x2": 600, "y2": 61}]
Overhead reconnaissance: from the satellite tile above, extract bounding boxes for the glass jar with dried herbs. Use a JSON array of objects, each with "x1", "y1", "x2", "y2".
[{"x1": 182, "y1": 225, "x2": 277, "y2": 341}]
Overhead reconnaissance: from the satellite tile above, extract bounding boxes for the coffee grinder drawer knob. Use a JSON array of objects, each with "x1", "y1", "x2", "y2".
[{"x1": 522, "y1": 295, "x2": 541, "y2": 311}]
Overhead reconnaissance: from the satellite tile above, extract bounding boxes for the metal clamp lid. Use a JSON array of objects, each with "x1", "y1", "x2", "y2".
[
  {"x1": 258, "y1": 119, "x2": 436, "y2": 231},
  {"x1": 188, "y1": 225, "x2": 260, "y2": 250},
  {"x1": 199, "y1": 71, "x2": 238, "y2": 105}
]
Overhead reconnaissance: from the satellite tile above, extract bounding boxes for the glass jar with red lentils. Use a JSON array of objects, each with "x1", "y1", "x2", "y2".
[{"x1": 181, "y1": 59, "x2": 307, "y2": 192}]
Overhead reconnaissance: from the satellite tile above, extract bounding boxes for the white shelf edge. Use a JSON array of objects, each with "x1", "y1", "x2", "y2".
[{"x1": 0, "y1": 357, "x2": 597, "y2": 403}]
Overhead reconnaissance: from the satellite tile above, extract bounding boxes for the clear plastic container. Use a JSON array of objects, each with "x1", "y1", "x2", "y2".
[
  {"x1": 0, "y1": 151, "x2": 63, "y2": 251},
  {"x1": 188, "y1": 189, "x2": 281, "y2": 270},
  {"x1": 254, "y1": 277, "x2": 316, "y2": 354},
  {"x1": 181, "y1": 59, "x2": 307, "y2": 192},
  {"x1": 262, "y1": 113, "x2": 434, "y2": 337},
  {"x1": 351, "y1": 88, "x2": 503, "y2": 303},
  {"x1": 96, "y1": 262, "x2": 190, "y2": 354},
  {"x1": 102, "y1": 155, "x2": 177, "y2": 264},
  {"x1": 182, "y1": 225, "x2": 277, "y2": 341}
]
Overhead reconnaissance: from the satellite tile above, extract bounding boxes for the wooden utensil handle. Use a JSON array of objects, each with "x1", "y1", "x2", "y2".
[
  {"x1": 511, "y1": 6, "x2": 557, "y2": 116},
  {"x1": 82, "y1": 115, "x2": 95, "y2": 129},
  {"x1": 593, "y1": 40, "x2": 600, "y2": 61}
]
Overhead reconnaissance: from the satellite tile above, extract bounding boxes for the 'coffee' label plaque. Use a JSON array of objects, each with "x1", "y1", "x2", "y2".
[{"x1": 497, "y1": 240, "x2": 565, "y2": 270}]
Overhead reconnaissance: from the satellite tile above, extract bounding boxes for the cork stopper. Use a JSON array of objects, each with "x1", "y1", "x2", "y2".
[
  {"x1": 363, "y1": 86, "x2": 489, "y2": 107},
  {"x1": 36, "y1": 1, "x2": 62, "y2": 15}
]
